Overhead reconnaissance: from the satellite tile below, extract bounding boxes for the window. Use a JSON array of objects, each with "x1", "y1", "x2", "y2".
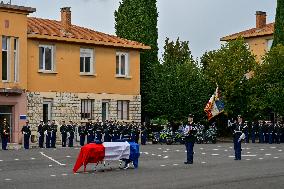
[
  {"x1": 116, "y1": 52, "x2": 129, "y2": 76},
  {"x1": 81, "y1": 99, "x2": 94, "y2": 119},
  {"x1": 2, "y1": 36, "x2": 10, "y2": 81},
  {"x1": 43, "y1": 100, "x2": 52, "y2": 123},
  {"x1": 267, "y1": 39, "x2": 273, "y2": 51},
  {"x1": 39, "y1": 45, "x2": 54, "y2": 71},
  {"x1": 117, "y1": 100, "x2": 129, "y2": 120},
  {"x1": 80, "y1": 48, "x2": 94, "y2": 74},
  {"x1": 14, "y1": 38, "x2": 19, "y2": 82}
]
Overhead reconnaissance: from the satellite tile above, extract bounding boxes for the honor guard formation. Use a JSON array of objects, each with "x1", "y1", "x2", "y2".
[
  {"x1": 0, "y1": 115, "x2": 284, "y2": 164},
  {"x1": 8, "y1": 119, "x2": 147, "y2": 150}
]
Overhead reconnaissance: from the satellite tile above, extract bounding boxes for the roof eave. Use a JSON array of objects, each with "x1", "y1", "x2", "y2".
[{"x1": 27, "y1": 34, "x2": 151, "y2": 50}]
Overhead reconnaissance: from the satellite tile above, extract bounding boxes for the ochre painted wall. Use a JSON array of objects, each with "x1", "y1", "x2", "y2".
[
  {"x1": 245, "y1": 35, "x2": 273, "y2": 62},
  {"x1": 0, "y1": 9, "x2": 28, "y2": 89},
  {"x1": 27, "y1": 39, "x2": 140, "y2": 95}
]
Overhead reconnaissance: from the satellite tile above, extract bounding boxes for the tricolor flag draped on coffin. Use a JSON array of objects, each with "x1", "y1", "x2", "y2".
[
  {"x1": 204, "y1": 87, "x2": 225, "y2": 120},
  {"x1": 73, "y1": 142, "x2": 140, "y2": 173}
]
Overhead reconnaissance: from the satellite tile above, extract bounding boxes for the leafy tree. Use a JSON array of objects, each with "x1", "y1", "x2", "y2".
[
  {"x1": 114, "y1": 0, "x2": 159, "y2": 121},
  {"x1": 272, "y1": 0, "x2": 284, "y2": 48},
  {"x1": 155, "y1": 38, "x2": 211, "y2": 122},
  {"x1": 202, "y1": 38, "x2": 257, "y2": 118},
  {"x1": 250, "y1": 45, "x2": 284, "y2": 116}
]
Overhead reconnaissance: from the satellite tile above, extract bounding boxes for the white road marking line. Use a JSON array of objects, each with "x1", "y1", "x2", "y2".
[
  {"x1": 175, "y1": 150, "x2": 180, "y2": 152},
  {"x1": 140, "y1": 152, "x2": 143, "y2": 154},
  {"x1": 265, "y1": 154, "x2": 271, "y2": 156},
  {"x1": 217, "y1": 146, "x2": 222, "y2": 148},
  {"x1": 66, "y1": 156, "x2": 71, "y2": 158},
  {"x1": 260, "y1": 149, "x2": 265, "y2": 151},
  {"x1": 61, "y1": 173, "x2": 68, "y2": 176},
  {"x1": 73, "y1": 173, "x2": 79, "y2": 175},
  {"x1": 173, "y1": 164, "x2": 179, "y2": 166},
  {"x1": 163, "y1": 151, "x2": 168, "y2": 153},
  {"x1": 246, "y1": 159, "x2": 251, "y2": 161},
  {"x1": 259, "y1": 158, "x2": 264, "y2": 160},
  {"x1": 246, "y1": 148, "x2": 251, "y2": 150},
  {"x1": 49, "y1": 165, "x2": 53, "y2": 167},
  {"x1": 201, "y1": 162, "x2": 206, "y2": 164},
  {"x1": 202, "y1": 153, "x2": 206, "y2": 155},
  {"x1": 158, "y1": 155, "x2": 162, "y2": 157},
  {"x1": 14, "y1": 159, "x2": 19, "y2": 161},
  {"x1": 144, "y1": 152, "x2": 149, "y2": 155},
  {"x1": 30, "y1": 157, "x2": 35, "y2": 160},
  {"x1": 229, "y1": 147, "x2": 233, "y2": 149},
  {"x1": 158, "y1": 148, "x2": 162, "y2": 150},
  {"x1": 274, "y1": 157, "x2": 279, "y2": 159},
  {"x1": 166, "y1": 149, "x2": 170, "y2": 151},
  {"x1": 246, "y1": 152, "x2": 251, "y2": 154},
  {"x1": 211, "y1": 154, "x2": 219, "y2": 156},
  {"x1": 278, "y1": 150, "x2": 282, "y2": 152},
  {"x1": 50, "y1": 175, "x2": 56, "y2": 177},
  {"x1": 163, "y1": 156, "x2": 169, "y2": 159},
  {"x1": 228, "y1": 156, "x2": 234, "y2": 158},
  {"x1": 4, "y1": 178, "x2": 11, "y2": 181},
  {"x1": 40, "y1": 152, "x2": 66, "y2": 166},
  {"x1": 160, "y1": 165, "x2": 166, "y2": 167},
  {"x1": 270, "y1": 147, "x2": 276, "y2": 149},
  {"x1": 0, "y1": 160, "x2": 3, "y2": 162},
  {"x1": 224, "y1": 150, "x2": 228, "y2": 152},
  {"x1": 152, "y1": 154, "x2": 156, "y2": 156},
  {"x1": 185, "y1": 151, "x2": 187, "y2": 153},
  {"x1": 242, "y1": 155, "x2": 257, "y2": 157},
  {"x1": 74, "y1": 148, "x2": 79, "y2": 150},
  {"x1": 212, "y1": 149, "x2": 219, "y2": 151},
  {"x1": 199, "y1": 148, "x2": 204, "y2": 150}
]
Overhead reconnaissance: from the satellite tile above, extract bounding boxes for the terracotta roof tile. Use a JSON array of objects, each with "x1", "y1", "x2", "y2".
[
  {"x1": 221, "y1": 23, "x2": 274, "y2": 41},
  {"x1": 27, "y1": 17, "x2": 150, "y2": 50}
]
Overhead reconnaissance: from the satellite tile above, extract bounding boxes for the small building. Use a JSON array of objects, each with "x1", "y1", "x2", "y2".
[
  {"x1": 221, "y1": 11, "x2": 274, "y2": 62},
  {"x1": 0, "y1": 3, "x2": 149, "y2": 144}
]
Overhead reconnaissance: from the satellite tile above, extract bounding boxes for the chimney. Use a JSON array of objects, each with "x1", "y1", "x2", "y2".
[
  {"x1": 256, "y1": 11, "x2": 267, "y2": 29},
  {"x1": 61, "y1": 7, "x2": 71, "y2": 32}
]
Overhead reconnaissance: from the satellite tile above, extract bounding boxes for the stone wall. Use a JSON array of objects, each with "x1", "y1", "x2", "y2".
[{"x1": 27, "y1": 92, "x2": 141, "y2": 132}]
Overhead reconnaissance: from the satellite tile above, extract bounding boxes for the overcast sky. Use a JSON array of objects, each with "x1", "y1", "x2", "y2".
[{"x1": 12, "y1": 0, "x2": 276, "y2": 59}]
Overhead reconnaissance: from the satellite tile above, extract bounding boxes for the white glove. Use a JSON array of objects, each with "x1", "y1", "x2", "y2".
[{"x1": 238, "y1": 133, "x2": 245, "y2": 142}]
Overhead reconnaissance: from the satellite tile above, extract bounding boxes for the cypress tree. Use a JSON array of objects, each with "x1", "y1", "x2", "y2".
[
  {"x1": 272, "y1": 0, "x2": 284, "y2": 48},
  {"x1": 114, "y1": 0, "x2": 159, "y2": 121}
]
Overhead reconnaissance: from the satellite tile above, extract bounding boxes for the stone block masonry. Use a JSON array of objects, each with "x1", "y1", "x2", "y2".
[{"x1": 27, "y1": 92, "x2": 141, "y2": 133}]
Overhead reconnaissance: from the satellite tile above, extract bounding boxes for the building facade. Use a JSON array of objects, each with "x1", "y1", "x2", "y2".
[
  {"x1": 221, "y1": 11, "x2": 274, "y2": 62},
  {"x1": 0, "y1": 4, "x2": 149, "y2": 144}
]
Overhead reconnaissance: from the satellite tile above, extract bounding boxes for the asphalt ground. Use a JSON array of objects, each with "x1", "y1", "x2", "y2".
[{"x1": 0, "y1": 142, "x2": 283, "y2": 189}]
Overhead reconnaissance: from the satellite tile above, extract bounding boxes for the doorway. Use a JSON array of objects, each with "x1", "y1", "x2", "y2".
[
  {"x1": 102, "y1": 100, "x2": 109, "y2": 122},
  {"x1": 0, "y1": 105, "x2": 13, "y2": 142}
]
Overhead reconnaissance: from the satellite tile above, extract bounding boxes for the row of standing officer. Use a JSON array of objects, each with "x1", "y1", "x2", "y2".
[
  {"x1": 77, "y1": 119, "x2": 147, "y2": 146},
  {"x1": 253, "y1": 121, "x2": 284, "y2": 144}
]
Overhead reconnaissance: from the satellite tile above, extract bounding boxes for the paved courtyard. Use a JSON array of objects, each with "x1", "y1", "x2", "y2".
[{"x1": 0, "y1": 142, "x2": 283, "y2": 189}]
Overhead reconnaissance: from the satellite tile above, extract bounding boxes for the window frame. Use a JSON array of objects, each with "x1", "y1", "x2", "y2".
[
  {"x1": 117, "y1": 100, "x2": 130, "y2": 120},
  {"x1": 81, "y1": 99, "x2": 94, "y2": 120},
  {"x1": 80, "y1": 48, "x2": 94, "y2": 74},
  {"x1": 2, "y1": 36, "x2": 10, "y2": 82},
  {"x1": 116, "y1": 52, "x2": 129, "y2": 77},
  {"x1": 14, "y1": 38, "x2": 19, "y2": 83},
  {"x1": 39, "y1": 44, "x2": 55, "y2": 72}
]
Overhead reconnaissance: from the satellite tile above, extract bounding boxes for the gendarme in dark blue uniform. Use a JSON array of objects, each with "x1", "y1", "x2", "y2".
[
  {"x1": 1, "y1": 119, "x2": 9, "y2": 150},
  {"x1": 232, "y1": 115, "x2": 245, "y2": 160},
  {"x1": 37, "y1": 121, "x2": 44, "y2": 148},
  {"x1": 21, "y1": 120, "x2": 31, "y2": 149},
  {"x1": 184, "y1": 114, "x2": 197, "y2": 164},
  {"x1": 60, "y1": 121, "x2": 68, "y2": 147}
]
